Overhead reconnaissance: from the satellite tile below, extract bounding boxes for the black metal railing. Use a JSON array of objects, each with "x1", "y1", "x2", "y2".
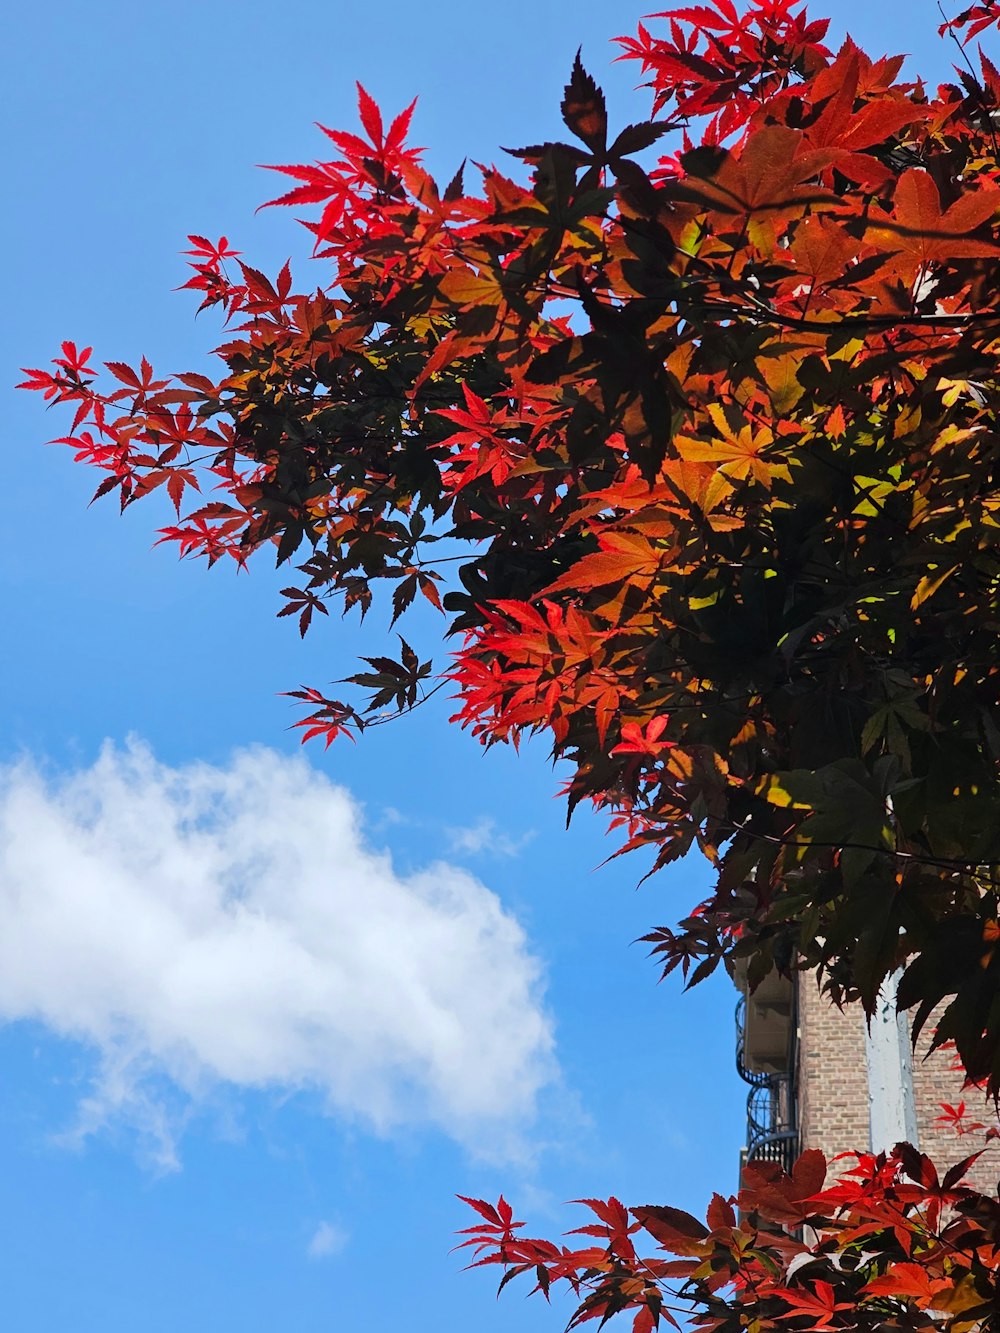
[
  {"x1": 745, "y1": 1077, "x2": 798, "y2": 1172},
  {"x1": 735, "y1": 995, "x2": 769, "y2": 1086}
]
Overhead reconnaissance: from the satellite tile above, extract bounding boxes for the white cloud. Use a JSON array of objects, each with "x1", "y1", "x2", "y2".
[
  {"x1": 307, "y1": 1220, "x2": 348, "y2": 1260},
  {"x1": 0, "y1": 742, "x2": 556, "y2": 1166},
  {"x1": 446, "y1": 816, "x2": 534, "y2": 859}
]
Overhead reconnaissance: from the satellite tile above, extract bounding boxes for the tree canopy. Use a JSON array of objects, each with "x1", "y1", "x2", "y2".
[{"x1": 19, "y1": 0, "x2": 1000, "y2": 1325}]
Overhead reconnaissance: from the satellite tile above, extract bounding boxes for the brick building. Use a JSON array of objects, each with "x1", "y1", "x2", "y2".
[{"x1": 736, "y1": 969, "x2": 1000, "y2": 1192}]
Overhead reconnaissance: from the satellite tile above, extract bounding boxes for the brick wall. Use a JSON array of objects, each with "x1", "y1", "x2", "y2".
[
  {"x1": 796, "y1": 973, "x2": 869, "y2": 1164},
  {"x1": 796, "y1": 973, "x2": 1000, "y2": 1193},
  {"x1": 911, "y1": 1020, "x2": 1000, "y2": 1195}
]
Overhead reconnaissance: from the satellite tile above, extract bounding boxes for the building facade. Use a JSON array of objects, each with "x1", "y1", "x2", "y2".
[{"x1": 736, "y1": 970, "x2": 1000, "y2": 1193}]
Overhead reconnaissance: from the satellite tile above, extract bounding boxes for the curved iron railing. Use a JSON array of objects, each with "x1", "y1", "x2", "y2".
[
  {"x1": 745, "y1": 1080, "x2": 798, "y2": 1171},
  {"x1": 735, "y1": 995, "x2": 769, "y2": 1086}
]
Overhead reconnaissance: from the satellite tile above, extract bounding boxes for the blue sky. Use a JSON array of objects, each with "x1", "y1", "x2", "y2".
[{"x1": 2, "y1": 3, "x2": 965, "y2": 1330}]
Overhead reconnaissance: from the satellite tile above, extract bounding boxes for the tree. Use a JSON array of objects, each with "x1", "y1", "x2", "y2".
[
  {"x1": 19, "y1": 0, "x2": 1000, "y2": 1325},
  {"x1": 459, "y1": 1141, "x2": 1000, "y2": 1333}
]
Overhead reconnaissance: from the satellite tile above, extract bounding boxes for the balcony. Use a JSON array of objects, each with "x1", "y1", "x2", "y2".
[{"x1": 735, "y1": 972, "x2": 798, "y2": 1176}]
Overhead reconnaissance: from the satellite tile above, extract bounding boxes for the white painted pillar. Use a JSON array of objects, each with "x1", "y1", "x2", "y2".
[{"x1": 864, "y1": 967, "x2": 919, "y2": 1151}]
